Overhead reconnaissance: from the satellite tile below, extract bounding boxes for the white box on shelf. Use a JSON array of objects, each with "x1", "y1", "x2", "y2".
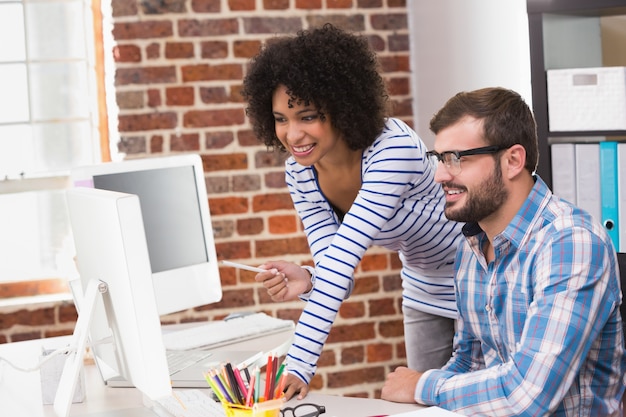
[{"x1": 547, "y1": 66, "x2": 626, "y2": 132}]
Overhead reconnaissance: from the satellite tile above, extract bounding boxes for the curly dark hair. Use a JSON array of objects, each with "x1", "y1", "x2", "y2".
[{"x1": 241, "y1": 23, "x2": 389, "y2": 152}]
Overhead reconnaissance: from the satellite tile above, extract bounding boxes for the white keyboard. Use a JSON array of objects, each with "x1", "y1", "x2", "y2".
[
  {"x1": 162, "y1": 312, "x2": 295, "y2": 351},
  {"x1": 166, "y1": 349, "x2": 213, "y2": 375},
  {"x1": 153, "y1": 389, "x2": 225, "y2": 417}
]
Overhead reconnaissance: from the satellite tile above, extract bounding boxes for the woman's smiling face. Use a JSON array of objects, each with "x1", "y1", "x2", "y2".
[{"x1": 272, "y1": 85, "x2": 342, "y2": 166}]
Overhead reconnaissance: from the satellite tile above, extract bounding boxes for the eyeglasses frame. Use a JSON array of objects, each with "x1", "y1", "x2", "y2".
[
  {"x1": 426, "y1": 145, "x2": 506, "y2": 175},
  {"x1": 280, "y1": 402, "x2": 326, "y2": 417}
]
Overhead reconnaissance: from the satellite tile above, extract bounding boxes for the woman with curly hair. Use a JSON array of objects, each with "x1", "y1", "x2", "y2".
[{"x1": 241, "y1": 23, "x2": 464, "y2": 400}]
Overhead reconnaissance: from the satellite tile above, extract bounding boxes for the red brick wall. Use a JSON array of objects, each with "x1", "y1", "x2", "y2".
[{"x1": 1, "y1": 0, "x2": 412, "y2": 399}]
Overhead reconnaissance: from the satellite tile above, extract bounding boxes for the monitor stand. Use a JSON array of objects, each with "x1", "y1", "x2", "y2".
[{"x1": 53, "y1": 279, "x2": 108, "y2": 417}]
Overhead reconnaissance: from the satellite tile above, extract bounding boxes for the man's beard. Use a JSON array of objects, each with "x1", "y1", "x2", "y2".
[{"x1": 444, "y1": 160, "x2": 508, "y2": 223}]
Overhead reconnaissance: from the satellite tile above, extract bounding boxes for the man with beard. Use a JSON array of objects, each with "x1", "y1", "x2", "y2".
[{"x1": 381, "y1": 87, "x2": 626, "y2": 416}]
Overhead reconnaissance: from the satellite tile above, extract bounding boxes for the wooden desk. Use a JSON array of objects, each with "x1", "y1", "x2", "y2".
[{"x1": 0, "y1": 335, "x2": 425, "y2": 417}]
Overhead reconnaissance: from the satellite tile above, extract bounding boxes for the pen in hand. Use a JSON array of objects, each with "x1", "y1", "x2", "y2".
[{"x1": 220, "y1": 260, "x2": 267, "y2": 273}]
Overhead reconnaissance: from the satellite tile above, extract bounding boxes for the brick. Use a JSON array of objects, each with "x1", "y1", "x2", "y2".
[
  {"x1": 209, "y1": 196, "x2": 249, "y2": 215},
  {"x1": 182, "y1": 64, "x2": 243, "y2": 82},
  {"x1": 296, "y1": 0, "x2": 322, "y2": 8},
  {"x1": 206, "y1": 175, "x2": 230, "y2": 193},
  {"x1": 386, "y1": 77, "x2": 410, "y2": 96},
  {"x1": 367, "y1": 34, "x2": 385, "y2": 52},
  {"x1": 264, "y1": 171, "x2": 287, "y2": 189},
  {"x1": 111, "y1": 0, "x2": 138, "y2": 16},
  {"x1": 351, "y1": 275, "x2": 380, "y2": 295},
  {"x1": 341, "y1": 345, "x2": 365, "y2": 365},
  {"x1": 116, "y1": 91, "x2": 144, "y2": 109},
  {"x1": 237, "y1": 217, "x2": 265, "y2": 235},
  {"x1": 389, "y1": 33, "x2": 409, "y2": 52},
  {"x1": 211, "y1": 218, "x2": 236, "y2": 238},
  {"x1": 58, "y1": 304, "x2": 78, "y2": 323},
  {"x1": 150, "y1": 135, "x2": 164, "y2": 153},
  {"x1": 242, "y1": 17, "x2": 302, "y2": 34},
  {"x1": 382, "y1": 273, "x2": 402, "y2": 291},
  {"x1": 339, "y1": 301, "x2": 365, "y2": 319},
  {"x1": 215, "y1": 240, "x2": 252, "y2": 260},
  {"x1": 200, "y1": 41, "x2": 228, "y2": 59},
  {"x1": 205, "y1": 131, "x2": 235, "y2": 148},
  {"x1": 263, "y1": 0, "x2": 289, "y2": 9},
  {"x1": 165, "y1": 42, "x2": 195, "y2": 59},
  {"x1": 166, "y1": 86, "x2": 194, "y2": 106},
  {"x1": 367, "y1": 343, "x2": 393, "y2": 362},
  {"x1": 191, "y1": 0, "x2": 221, "y2": 13},
  {"x1": 113, "y1": 21, "x2": 173, "y2": 40},
  {"x1": 268, "y1": 214, "x2": 297, "y2": 234},
  {"x1": 213, "y1": 288, "x2": 256, "y2": 308},
  {"x1": 328, "y1": 322, "x2": 375, "y2": 343},
  {"x1": 178, "y1": 18, "x2": 239, "y2": 37},
  {"x1": 228, "y1": 0, "x2": 255, "y2": 10},
  {"x1": 371, "y1": 13, "x2": 407, "y2": 30},
  {"x1": 378, "y1": 55, "x2": 410, "y2": 72},
  {"x1": 252, "y1": 193, "x2": 293, "y2": 212},
  {"x1": 171, "y1": 133, "x2": 200, "y2": 151},
  {"x1": 391, "y1": 98, "x2": 412, "y2": 117},
  {"x1": 378, "y1": 318, "x2": 403, "y2": 338},
  {"x1": 218, "y1": 265, "x2": 237, "y2": 285},
  {"x1": 200, "y1": 86, "x2": 229, "y2": 104},
  {"x1": 118, "y1": 136, "x2": 147, "y2": 154},
  {"x1": 317, "y1": 349, "x2": 337, "y2": 367},
  {"x1": 306, "y1": 15, "x2": 364, "y2": 31},
  {"x1": 357, "y1": 0, "x2": 382, "y2": 7},
  {"x1": 147, "y1": 88, "x2": 161, "y2": 107},
  {"x1": 237, "y1": 129, "x2": 261, "y2": 147},
  {"x1": 146, "y1": 42, "x2": 161, "y2": 59},
  {"x1": 183, "y1": 109, "x2": 245, "y2": 128},
  {"x1": 389, "y1": 0, "x2": 406, "y2": 6},
  {"x1": 232, "y1": 174, "x2": 261, "y2": 192},
  {"x1": 327, "y1": 0, "x2": 352, "y2": 8},
  {"x1": 326, "y1": 366, "x2": 386, "y2": 388},
  {"x1": 360, "y1": 253, "x2": 388, "y2": 271},
  {"x1": 255, "y1": 237, "x2": 310, "y2": 257},
  {"x1": 115, "y1": 66, "x2": 177, "y2": 85},
  {"x1": 369, "y1": 298, "x2": 396, "y2": 316},
  {"x1": 118, "y1": 112, "x2": 178, "y2": 132},
  {"x1": 255, "y1": 150, "x2": 289, "y2": 168},
  {"x1": 114, "y1": 44, "x2": 141, "y2": 62},
  {"x1": 233, "y1": 40, "x2": 262, "y2": 58},
  {"x1": 141, "y1": 0, "x2": 187, "y2": 13},
  {"x1": 201, "y1": 153, "x2": 248, "y2": 172}
]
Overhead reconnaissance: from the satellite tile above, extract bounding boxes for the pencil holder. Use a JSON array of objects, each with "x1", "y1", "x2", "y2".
[{"x1": 221, "y1": 398, "x2": 284, "y2": 417}]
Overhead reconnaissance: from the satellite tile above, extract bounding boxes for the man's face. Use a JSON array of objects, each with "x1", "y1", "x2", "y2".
[{"x1": 432, "y1": 116, "x2": 508, "y2": 223}]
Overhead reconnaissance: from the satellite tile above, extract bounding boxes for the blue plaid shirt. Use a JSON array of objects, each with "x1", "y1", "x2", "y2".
[{"x1": 416, "y1": 176, "x2": 626, "y2": 416}]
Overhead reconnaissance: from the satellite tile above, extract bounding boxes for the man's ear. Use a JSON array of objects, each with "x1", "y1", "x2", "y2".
[{"x1": 503, "y1": 144, "x2": 527, "y2": 180}]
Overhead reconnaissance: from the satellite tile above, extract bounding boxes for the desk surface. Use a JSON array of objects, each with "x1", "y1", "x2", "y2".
[{"x1": 0, "y1": 333, "x2": 426, "y2": 417}]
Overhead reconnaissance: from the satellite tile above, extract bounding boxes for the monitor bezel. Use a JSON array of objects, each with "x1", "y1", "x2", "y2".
[{"x1": 70, "y1": 154, "x2": 222, "y2": 315}]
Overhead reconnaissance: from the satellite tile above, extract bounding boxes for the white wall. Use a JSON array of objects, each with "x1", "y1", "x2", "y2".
[{"x1": 409, "y1": 0, "x2": 532, "y2": 148}]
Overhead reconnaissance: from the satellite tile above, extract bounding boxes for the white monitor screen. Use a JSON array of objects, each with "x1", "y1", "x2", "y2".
[{"x1": 70, "y1": 154, "x2": 222, "y2": 315}]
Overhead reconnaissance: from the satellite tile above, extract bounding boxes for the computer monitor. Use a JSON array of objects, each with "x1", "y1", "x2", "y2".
[
  {"x1": 55, "y1": 187, "x2": 172, "y2": 417},
  {"x1": 70, "y1": 154, "x2": 222, "y2": 315}
]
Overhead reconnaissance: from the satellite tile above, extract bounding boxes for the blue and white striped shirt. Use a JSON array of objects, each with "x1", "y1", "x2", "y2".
[
  {"x1": 285, "y1": 118, "x2": 464, "y2": 383},
  {"x1": 416, "y1": 176, "x2": 626, "y2": 416}
]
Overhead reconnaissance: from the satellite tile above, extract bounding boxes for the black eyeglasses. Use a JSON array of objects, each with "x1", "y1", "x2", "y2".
[
  {"x1": 426, "y1": 145, "x2": 505, "y2": 175},
  {"x1": 280, "y1": 403, "x2": 326, "y2": 417}
]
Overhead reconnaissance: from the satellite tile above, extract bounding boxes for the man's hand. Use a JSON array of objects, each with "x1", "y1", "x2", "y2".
[
  {"x1": 381, "y1": 366, "x2": 423, "y2": 403},
  {"x1": 255, "y1": 261, "x2": 313, "y2": 302},
  {"x1": 281, "y1": 373, "x2": 310, "y2": 401}
]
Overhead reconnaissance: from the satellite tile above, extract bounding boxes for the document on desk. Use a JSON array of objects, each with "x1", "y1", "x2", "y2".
[{"x1": 388, "y1": 406, "x2": 465, "y2": 416}]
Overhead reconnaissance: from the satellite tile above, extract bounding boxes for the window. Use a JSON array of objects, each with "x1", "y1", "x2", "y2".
[{"x1": 0, "y1": 0, "x2": 111, "y2": 291}]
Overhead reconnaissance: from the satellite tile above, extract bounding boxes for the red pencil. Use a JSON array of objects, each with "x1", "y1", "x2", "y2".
[{"x1": 264, "y1": 354, "x2": 274, "y2": 401}]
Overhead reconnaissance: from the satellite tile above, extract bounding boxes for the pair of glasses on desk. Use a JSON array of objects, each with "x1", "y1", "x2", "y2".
[{"x1": 281, "y1": 403, "x2": 326, "y2": 417}]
